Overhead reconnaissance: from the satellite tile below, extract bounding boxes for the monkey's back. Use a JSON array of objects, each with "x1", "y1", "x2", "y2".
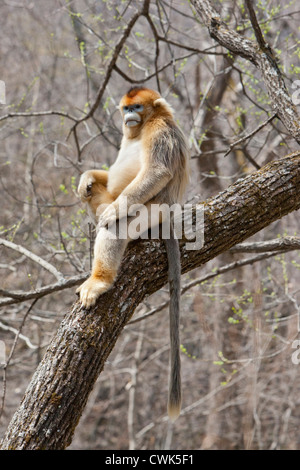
[{"x1": 147, "y1": 120, "x2": 190, "y2": 205}]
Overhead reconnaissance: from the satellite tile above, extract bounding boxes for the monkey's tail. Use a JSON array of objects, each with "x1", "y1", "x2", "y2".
[{"x1": 165, "y1": 225, "x2": 182, "y2": 422}]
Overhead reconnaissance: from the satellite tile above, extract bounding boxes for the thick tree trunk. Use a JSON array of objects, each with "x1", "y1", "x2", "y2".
[{"x1": 1, "y1": 153, "x2": 300, "y2": 450}]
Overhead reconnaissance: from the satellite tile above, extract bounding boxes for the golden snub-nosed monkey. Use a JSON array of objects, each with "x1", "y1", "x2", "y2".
[{"x1": 77, "y1": 87, "x2": 190, "y2": 421}]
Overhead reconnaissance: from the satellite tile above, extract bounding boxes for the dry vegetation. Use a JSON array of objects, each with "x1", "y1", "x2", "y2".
[{"x1": 0, "y1": 0, "x2": 300, "y2": 450}]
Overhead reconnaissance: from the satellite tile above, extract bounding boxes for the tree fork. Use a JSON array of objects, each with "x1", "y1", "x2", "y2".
[
  {"x1": 191, "y1": 0, "x2": 300, "y2": 144},
  {"x1": 1, "y1": 153, "x2": 300, "y2": 450}
]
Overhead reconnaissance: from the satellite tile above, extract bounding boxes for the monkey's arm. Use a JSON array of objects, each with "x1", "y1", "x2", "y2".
[
  {"x1": 121, "y1": 164, "x2": 172, "y2": 206},
  {"x1": 98, "y1": 164, "x2": 172, "y2": 227},
  {"x1": 78, "y1": 170, "x2": 109, "y2": 202}
]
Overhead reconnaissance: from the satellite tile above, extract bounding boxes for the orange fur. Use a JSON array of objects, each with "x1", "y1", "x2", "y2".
[
  {"x1": 91, "y1": 262, "x2": 117, "y2": 284},
  {"x1": 90, "y1": 183, "x2": 114, "y2": 217}
]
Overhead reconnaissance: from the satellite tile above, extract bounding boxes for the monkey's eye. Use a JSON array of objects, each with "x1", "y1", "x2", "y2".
[
  {"x1": 134, "y1": 104, "x2": 143, "y2": 111},
  {"x1": 123, "y1": 106, "x2": 129, "y2": 112}
]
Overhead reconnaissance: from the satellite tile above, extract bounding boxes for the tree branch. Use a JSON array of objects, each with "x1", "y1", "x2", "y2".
[
  {"x1": 231, "y1": 236, "x2": 300, "y2": 253},
  {"x1": 129, "y1": 238, "x2": 300, "y2": 326},
  {"x1": 0, "y1": 238, "x2": 64, "y2": 283},
  {"x1": 0, "y1": 273, "x2": 87, "y2": 307},
  {"x1": 190, "y1": 0, "x2": 300, "y2": 144},
  {"x1": 67, "y1": 0, "x2": 151, "y2": 160},
  {"x1": 1, "y1": 152, "x2": 300, "y2": 450},
  {"x1": 223, "y1": 113, "x2": 277, "y2": 158},
  {"x1": 0, "y1": 110, "x2": 77, "y2": 123},
  {"x1": 245, "y1": 0, "x2": 268, "y2": 50},
  {"x1": 0, "y1": 300, "x2": 38, "y2": 422}
]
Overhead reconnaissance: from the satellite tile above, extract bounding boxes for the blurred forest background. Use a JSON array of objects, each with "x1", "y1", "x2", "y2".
[{"x1": 0, "y1": 0, "x2": 300, "y2": 450}]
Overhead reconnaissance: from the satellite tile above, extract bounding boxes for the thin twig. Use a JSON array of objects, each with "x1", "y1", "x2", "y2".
[
  {"x1": 113, "y1": 52, "x2": 197, "y2": 84},
  {"x1": 128, "y1": 324, "x2": 144, "y2": 450},
  {"x1": 0, "y1": 273, "x2": 87, "y2": 307},
  {"x1": 0, "y1": 110, "x2": 77, "y2": 123},
  {"x1": 128, "y1": 239, "x2": 300, "y2": 326},
  {"x1": 0, "y1": 299, "x2": 38, "y2": 422},
  {"x1": 0, "y1": 238, "x2": 64, "y2": 282},
  {"x1": 0, "y1": 321, "x2": 37, "y2": 349},
  {"x1": 223, "y1": 113, "x2": 277, "y2": 158},
  {"x1": 245, "y1": 0, "x2": 268, "y2": 50}
]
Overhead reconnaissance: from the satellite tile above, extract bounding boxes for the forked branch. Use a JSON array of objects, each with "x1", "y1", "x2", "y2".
[{"x1": 191, "y1": 0, "x2": 300, "y2": 143}]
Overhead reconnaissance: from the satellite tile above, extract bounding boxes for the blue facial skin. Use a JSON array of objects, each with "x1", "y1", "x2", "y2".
[
  {"x1": 123, "y1": 104, "x2": 144, "y2": 127},
  {"x1": 123, "y1": 104, "x2": 144, "y2": 113}
]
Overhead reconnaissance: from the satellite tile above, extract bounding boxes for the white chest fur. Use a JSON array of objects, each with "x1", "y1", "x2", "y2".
[{"x1": 107, "y1": 138, "x2": 142, "y2": 194}]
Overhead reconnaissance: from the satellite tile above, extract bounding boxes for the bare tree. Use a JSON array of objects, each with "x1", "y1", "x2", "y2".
[
  {"x1": 1, "y1": 151, "x2": 300, "y2": 449},
  {"x1": 1, "y1": 0, "x2": 300, "y2": 450}
]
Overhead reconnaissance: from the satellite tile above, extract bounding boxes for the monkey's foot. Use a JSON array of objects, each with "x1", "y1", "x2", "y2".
[{"x1": 76, "y1": 277, "x2": 111, "y2": 309}]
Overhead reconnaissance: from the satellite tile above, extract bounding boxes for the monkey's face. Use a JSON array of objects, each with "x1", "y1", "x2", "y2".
[
  {"x1": 122, "y1": 103, "x2": 144, "y2": 128},
  {"x1": 119, "y1": 87, "x2": 163, "y2": 137}
]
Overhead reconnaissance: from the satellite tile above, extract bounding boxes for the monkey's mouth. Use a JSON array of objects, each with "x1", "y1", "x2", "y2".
[
  {"x1": 124, "y1": 114, "x2": 141, "y2": 127},
  {"x1": 125, "y1": 119, "x2": 140, "y2": 127}
]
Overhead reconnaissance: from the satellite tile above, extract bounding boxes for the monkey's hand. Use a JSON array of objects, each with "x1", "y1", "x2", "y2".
[
  {"x1": 76, "y1": 276, "x2": 111, "y2": 308},
  {"x1": 97, "y1": 203, "x2": 118, "y2": 229},
  {"x1": 97, "y1": 194, "x2": 132, "y2": 228},
  {"x1": 77, "y1": 171, "x2": 95, "y2": 202}
]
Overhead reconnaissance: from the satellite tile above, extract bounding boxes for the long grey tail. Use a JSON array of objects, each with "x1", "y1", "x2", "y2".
[{"x1": 164, "y1": 225, "x2": 182, "y2": 421}]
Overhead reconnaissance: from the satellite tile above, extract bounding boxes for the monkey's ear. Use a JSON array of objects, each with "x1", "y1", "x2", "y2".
[
  {"x1": 153, "y1": 98, "x2": 174, "y2": 114},
  {"x1": 153, "y1": 98, "x2": 167, "y2": 107}
]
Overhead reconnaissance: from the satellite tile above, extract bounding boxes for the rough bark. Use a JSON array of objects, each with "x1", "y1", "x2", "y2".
[{"x1": 1, "y1": 152, "x2": 299, "y2": 450}]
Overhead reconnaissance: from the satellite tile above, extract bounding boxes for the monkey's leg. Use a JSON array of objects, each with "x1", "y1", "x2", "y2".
[
  {"x1": 77, "y1": 201, "x2": 155, "y2": 309},
  {"x1": 77, "y1": 202, "x2": 164, "y2": 308},
  {"x1": 76, "y1": 222, "x2": 129, "y2": 308}
]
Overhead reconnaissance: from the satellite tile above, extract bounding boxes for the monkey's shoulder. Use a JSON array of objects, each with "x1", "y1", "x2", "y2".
[
  {"x1": 148, "y1": 120, "x2": 188, "y2": 163},
  {"x1": 146, "y1": 118, "x2": 185, "y2": 145}
]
